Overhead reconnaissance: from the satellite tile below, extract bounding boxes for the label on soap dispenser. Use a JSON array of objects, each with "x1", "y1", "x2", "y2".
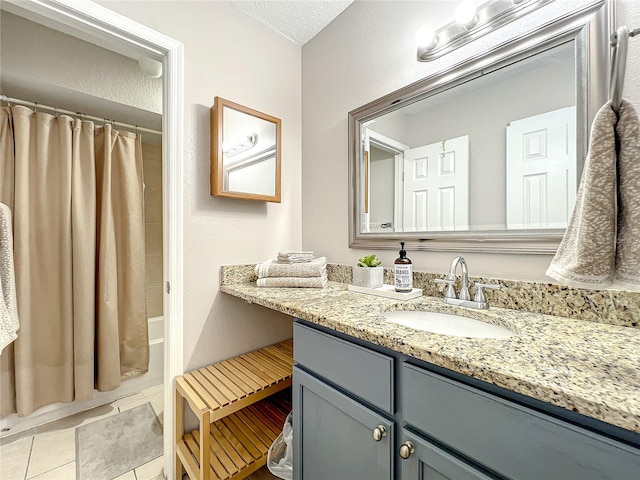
[{"x1": 395, "y1": 264, "x2": 413, "y2": 290}]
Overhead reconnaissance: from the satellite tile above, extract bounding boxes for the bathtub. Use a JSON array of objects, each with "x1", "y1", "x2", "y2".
[{"x1": 0, "y1": 316, "x2": 164, "y2": 438}]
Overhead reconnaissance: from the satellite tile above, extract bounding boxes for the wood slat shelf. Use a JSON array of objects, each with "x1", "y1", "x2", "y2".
[
  {"x1": 178, "y1": 391, "x2": 291, "y2": 480},
  {"x1": 175, "y1": 339, "x2": 293, "y2": 480}
]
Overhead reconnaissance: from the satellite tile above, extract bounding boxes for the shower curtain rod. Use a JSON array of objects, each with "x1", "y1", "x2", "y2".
[{"x1": 0, "y1": 94, "x2": 162, "y2": 136}]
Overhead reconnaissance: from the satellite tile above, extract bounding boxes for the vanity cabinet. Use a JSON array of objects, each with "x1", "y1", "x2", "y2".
[
  {"x1": 293, "y1": 367, "x2": 394, "y2": 480},
  {"x1": 399, "y1": 429, "x2": 493, "y2": 480},
  {"x1": 293, "y1": 321, "x2": 640, "y2": 480}
]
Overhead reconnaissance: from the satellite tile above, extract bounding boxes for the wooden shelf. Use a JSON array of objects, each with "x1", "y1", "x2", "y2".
[
  {"x1": 176, "y1": 339, "x2": 293, "y2": 422},
  {"x1": 177, "y1": 391, "x2": 291, "y2": 480},
  {"x1": 175, "y1": 339, "x2": 293, "y2": 480}
]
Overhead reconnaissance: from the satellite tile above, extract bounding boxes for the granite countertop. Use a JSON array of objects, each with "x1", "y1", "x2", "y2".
[{"x1": 220, "y1": 280, "x2": 640, "y2": 434}]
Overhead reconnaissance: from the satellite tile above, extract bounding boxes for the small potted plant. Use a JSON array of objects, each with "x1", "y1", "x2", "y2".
[{"x1": 352, "y1": 254, "x2": 384, "y2": 288}]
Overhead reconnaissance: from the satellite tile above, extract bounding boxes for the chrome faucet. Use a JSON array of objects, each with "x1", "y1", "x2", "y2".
[{"x1": 434, "y1": 256, "x2": 502, "y2": 309}]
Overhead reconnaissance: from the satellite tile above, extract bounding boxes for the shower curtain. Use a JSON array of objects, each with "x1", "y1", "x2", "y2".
[{"x1": 0, "y1": 105, "x2": 148, "y2": 417}]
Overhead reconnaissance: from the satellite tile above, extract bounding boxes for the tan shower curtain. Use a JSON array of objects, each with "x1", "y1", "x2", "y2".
[
  {"x1": 94, "y1": 125, "x2": 148, "y2": 391},
  {"x1": 0, "y1": 106, "x2": 148, "y2": 417}
]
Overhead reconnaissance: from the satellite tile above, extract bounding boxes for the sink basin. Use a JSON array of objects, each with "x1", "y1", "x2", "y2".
[{"x1": 383, "y1": 310, "x2": 515, "y2": 339}]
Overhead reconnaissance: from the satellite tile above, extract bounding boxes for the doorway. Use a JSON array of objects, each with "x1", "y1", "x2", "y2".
[{"x1": 0, "y1": 1, "x2": 183, "y2": 477}]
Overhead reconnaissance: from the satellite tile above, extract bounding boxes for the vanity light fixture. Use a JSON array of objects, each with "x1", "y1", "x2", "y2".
[
  {"x1": 222, "y1": 133, "x2": 258, "y2": 157},
  {"x1": 416, "y1": 0, "x2": 553, "y2": 61},
  {"x1": 415, "y1": 25, "x2": 439, "y2": 52},
  {"x1": 455, "y1": 0, "x2": 478, "y2": 29}
]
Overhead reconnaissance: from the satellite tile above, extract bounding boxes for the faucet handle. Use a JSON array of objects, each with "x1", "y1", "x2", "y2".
[
  {"x1": 473, "y1": 282, "x2": 503, "y2": 303},
  {"x1": 459, "y1": 285, "x2": 471, "y2": 301},
  {"x1": 434, "y1": 278, "x2": 456, "y2": 299}
]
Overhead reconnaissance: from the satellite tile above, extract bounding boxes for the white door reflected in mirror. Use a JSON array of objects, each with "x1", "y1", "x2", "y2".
[{"x1": 506, "y1": 106, "x2": 577, "y2": 229}]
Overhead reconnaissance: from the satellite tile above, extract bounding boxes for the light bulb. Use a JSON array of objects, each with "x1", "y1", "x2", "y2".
[
  {"x1": 416, "y1": 25, "x2": 438, "y2": 51},
  {"x1": 455, "y1": 0, "x2": 478, "y2": 29}
]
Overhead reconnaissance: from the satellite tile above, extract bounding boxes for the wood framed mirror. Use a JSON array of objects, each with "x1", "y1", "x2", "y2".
[{"x1": 210, "y1": 97, "x2": 281, "y2": 202}]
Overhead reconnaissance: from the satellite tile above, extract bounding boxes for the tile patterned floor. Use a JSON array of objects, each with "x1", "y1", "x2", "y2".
[
  {"x1": 0, "y1": 385, "x2": 164, "y2": 480},
  {"x1": 1, "y1": 384, "x2": 282, "y2": 480}
]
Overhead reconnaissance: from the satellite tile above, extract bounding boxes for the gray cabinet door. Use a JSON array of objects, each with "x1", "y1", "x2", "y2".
[
  {"x1": 293, "y1": 366, "x2": 394, "y2": 480},
  {"x1": 400, "y1": 429, "x2": 493, "y2": 480}
]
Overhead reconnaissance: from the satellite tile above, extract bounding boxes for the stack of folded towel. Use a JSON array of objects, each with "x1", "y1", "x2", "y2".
[
  {"x1": 276, "y1": 251, "x2": 315, "y2": 264},
  {"x1": 256, "y1": 252, "x2": 327, "y2": 288}
]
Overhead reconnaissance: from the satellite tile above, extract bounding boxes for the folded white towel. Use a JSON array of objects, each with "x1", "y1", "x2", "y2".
[
  {"x1": 277, "y1": 251, "x2": 315, "y2": 263},
  {"x1": 257, "y1": 273, "x2": 328, "y2": 288},
  {"x1": 0, "y1": 203, "x2": 19, "y2": 354},
  {"x1": 256, "y1": 257, "x2": 327, "y2": 279},
  {"x1": 547, "y1": 99, "x2": 640, "y2": 290}
]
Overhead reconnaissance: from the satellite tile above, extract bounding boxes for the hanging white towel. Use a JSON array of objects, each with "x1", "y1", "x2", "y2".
[
  {"x1": 0, "y1": 203, "x2": 20, "y2": 353},
  {"x1": 547, "y1": 99, "x2": 640, "y2": 290}
]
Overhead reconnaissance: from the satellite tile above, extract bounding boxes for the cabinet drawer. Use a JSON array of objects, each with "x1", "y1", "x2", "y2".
[
  {"x1": 403, "y1": 363, "x2": 640, "y2": 480},
  {"x1": 294, "y1": 322, "x2": 394, "y2": 413}
]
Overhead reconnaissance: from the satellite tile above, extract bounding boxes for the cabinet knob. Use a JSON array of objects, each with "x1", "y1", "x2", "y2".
[
  {"x1": 399, "y1": 441, "x2": 415, "y2": 459},
  {"x1": 372, "y1": 425, "x2": 387, "y2": 442}
]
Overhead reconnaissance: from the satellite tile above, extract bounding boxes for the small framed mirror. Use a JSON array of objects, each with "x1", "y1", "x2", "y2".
[{"x1": 210, "y1": 97, "x2": 282, "y2": 202}]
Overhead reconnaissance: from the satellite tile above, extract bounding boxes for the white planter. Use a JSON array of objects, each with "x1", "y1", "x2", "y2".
[{"x1": 352, "y1": 266, "x2": 384, "y2": 288}]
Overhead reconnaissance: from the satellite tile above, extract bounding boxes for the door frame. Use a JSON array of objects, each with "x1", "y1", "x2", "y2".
[
  {"x1": 366, "y1": 129, "x2": 408, "y2": 232},
  {"x1": 2, "y1": 1, "x2": 184, "y2": 477}
]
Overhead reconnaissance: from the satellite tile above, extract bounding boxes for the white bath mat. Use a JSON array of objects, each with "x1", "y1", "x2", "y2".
[{"x1": 76, "y1": 402, "x2": 163, "y2": 480}]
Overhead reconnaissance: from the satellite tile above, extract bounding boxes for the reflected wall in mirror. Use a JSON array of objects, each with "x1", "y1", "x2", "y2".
[
  {"x1": 210, "y1": 97, "x2": 281, "y2": 202},
  {"x1": 366, "y1": 42, "x2": 575, "y2": 233},
  {"x1": 349, "y1": 1, "x2": 610, "y2": 253}
]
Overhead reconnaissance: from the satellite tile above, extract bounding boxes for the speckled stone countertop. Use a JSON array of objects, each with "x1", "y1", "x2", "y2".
[{"x1": 220, "y1": 272, "x2": 640, "y2": 434}]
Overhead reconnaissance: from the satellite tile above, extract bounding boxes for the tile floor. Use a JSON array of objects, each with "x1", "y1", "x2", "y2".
[{"x1": 0, "y1": 385, "x2": 165, "y2": 480}]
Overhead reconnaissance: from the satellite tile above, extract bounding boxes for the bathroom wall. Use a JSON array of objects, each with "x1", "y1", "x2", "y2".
[
  {"x1": 98, "y1": 0, "x2": 300, "y2": 370},
  {"x1": 0, "y1": 11, "x2": 162, "y2": 119},
  {"x1": 302, "y1": 0, "x2": 640, "y2": 282}
]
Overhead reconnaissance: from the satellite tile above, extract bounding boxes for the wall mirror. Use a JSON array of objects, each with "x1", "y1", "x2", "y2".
[
  {"x1": 349, "y1": 1, "x2": 610, "y2": 254},
  {"x1": 211, "y1": 97, "x2": 281, "y2": 202}
]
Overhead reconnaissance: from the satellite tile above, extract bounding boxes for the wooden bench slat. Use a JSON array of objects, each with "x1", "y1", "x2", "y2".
[
  {"x1": 188, "y1": 370, "x2": 229, "y2": 408},
  {"x1": 204, "y1": 365, "x2": 247, "y2": 400},
  {"x1": 218, "y1": 360, "x2": 265, "y2": 392},
  {"x1": 248, "y1": 350, "x2": 291, "y2": 378},
  {"x1": 232, "y1": 355, "x2": 279, "y2": 386},
  {"x1": 261, "y1": 346, "x2": 295, "y2": 371}
]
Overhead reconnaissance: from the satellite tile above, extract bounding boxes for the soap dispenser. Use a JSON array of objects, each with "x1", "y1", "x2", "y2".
[{"x1": 394, "y1": 242, "x2": 413, "y2": 292}]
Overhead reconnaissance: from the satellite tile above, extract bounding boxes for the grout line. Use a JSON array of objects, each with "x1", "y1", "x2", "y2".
[
  {"x1": 23, "y1": 436, "x2": 34, "y2": 480},
  {"x1": 26, "y1": 460, "x2": 75, "y2": 480}
]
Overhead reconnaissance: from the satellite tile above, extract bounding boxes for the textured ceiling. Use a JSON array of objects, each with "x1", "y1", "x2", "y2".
[{"x1": 231, "y1": 0, "x2": 354, "y2": 45}]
